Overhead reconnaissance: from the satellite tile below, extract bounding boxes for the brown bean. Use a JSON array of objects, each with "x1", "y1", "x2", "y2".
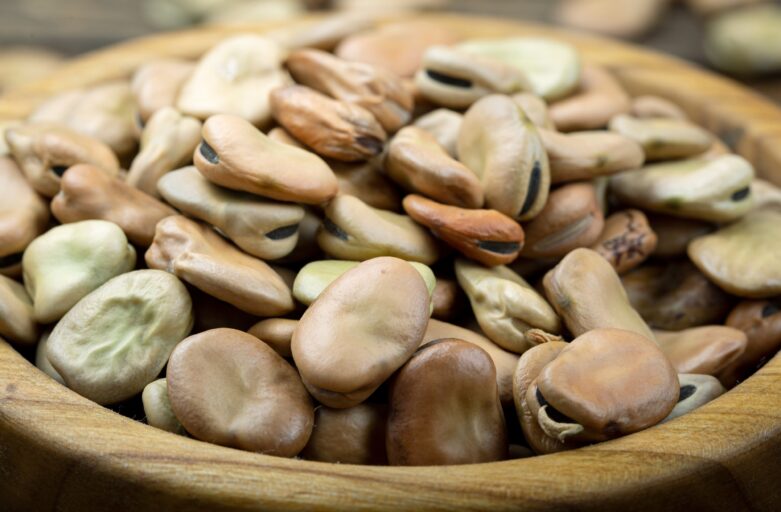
[
  {"x1": 300, "y1": 403, "x2": 388, "y2": 465},
  {"x1": 722, "y1": 299, "x2": 781, "y2": 387},
  {"x1": 548, "y1": 65, "x2": 631, "y2": 131},
  {"x1": 656, "y1": 326, "x2": 747, "y2": 381},
  {"x1": 248, "y1": 318, "x2": 298, "y2": 358},
  {"x1": 590, "y1": 209, "x2": 657, "y2": 274}
]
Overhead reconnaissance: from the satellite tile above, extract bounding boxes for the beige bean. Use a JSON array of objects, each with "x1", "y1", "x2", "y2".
[
  {"x1": 286, "y1": 48, "x2": 413, "y2": 133},
  {"x1": 661, "y1": 373, "x2": 725, "y2": 423},
  {"x1": 5, "y1": 122, "x2": 119, "y2": 197},
  {"x1": 52, "y1": 164, "x2": 176, "y2": 246},
  {"x1": 387, "y1": 126, "x2": 483, "y2": 208},
  {"x1": 609, "y1": 114, "x2": 713, "y2": 161},
  {"x1": 177, "y1": 35, "x2": 289, "y2": 126},
  {"x1": 424, "y1": 318, "x2": 519, "y2": 405},
  {"x1": 47, "y1": 270, "x2": 193, "y2": 404},
  {"x1": 292, "y1": 257, "x2": 430, "y2": 408},
  {"x1": 458, "y1": 94, "x2": 550, "y2": 221},
  {"x1": 688, "y1": 209, "x2": 781, "y2": 298},
  {"x1": 630, "y1": 95, "x2": 687, "y2": 120},
  {"x1": 270, "y1": 85, "x2": 387, "y2": 162},
  {"x1": 0, "y1": 157, "x2": 49, "y2": 276},
  {"x1": 403, "y1": 194, "x2": 523, "y2": 266},
  {"x1": 532, "y1": 328, "x2": 678, "y2": 442},
  {"x1": 555, "y1": 0, "x2": 669, "y2": 39},
  {"x1": 387, "y1": 339, "x2": 507, "y2": 465},
  {"x1": 131, "y1": 59, "x2": 195, "y2": 123},
  {"x1": 704, "y1": 3, "x2": 781, "y2": 75},
  {"x1": 521, "y1": 182, "x2": 604, "y2": 259},
  {"x1": 142, "y1": 378, "x2": 186, "y2": 435},
  {"x1": 145, "y1": 215, "x2": 294, "y2": 316},
  {"x1": 610, "y1": 155, "x2": 755, "y2": 223},
  {"x1": 157, "y1": 166, "x2": 304, "y2": 260},
  {"x1": 335, "y1": 20, "x2": 460, "y2": 78},
  {"x1": 30, "y1": 81, "x2": 138, "y2": 158},
  {"x1": 752, "y1": 178, "x2": 781, "y2": 212},
  {"x1": 412, "y1": 108, "x2": 462, "y2": 157},
  {"x1": 126, "y1": 107, "x2": 202, "y2": 197},
  {"x1": 318, "y1": 194, "x2": 440, "y2": 264},
  {"x1": 0, "y1": 274, "x2": 37, "y2": 345},
  {"x1": 300, "y1": 403, "x2": 388, "y2": 465},
  {"x1": 455, "y1": 258, "x2": 562, "y2": 354},
  {"x1": 512, "y1": 92, "x2": 555, "y2": 130},
  {"x1": 549, "y1": 65, "x2": 631, "y2": 132},
  {"x1": 543, "y1": 248, "x2": 655, "y2": 341},
  {"x1": 248, "y1": 318, "x2": 298, "y2": 358},
  {"x1": 194, "y1": 114, "x2": 338, "y2": 205},
  {"x1": 621, "y1": 260, "x2": 733, "y2": 330},
  {"x1": 590, "y1": 209, "x2": 657, "y2": 274},
  {"x1": 656, "y1": 326, "x2": 747, "y2": 381},
  {"x1": 167, "y1": 328, "x2": 313, "y2": 455},
  {"x1": 722, "y1": 299, "x2": 781, "y2": 387},
  {"x1": 34, "y1": 330, "x2": 63, "y2": 384},
  {"x1": 540, "y1": 128, "x2": 645, "y2": 184},
  {"x1": 23, "y1": 220, "x2": 136, "y2": 324}
]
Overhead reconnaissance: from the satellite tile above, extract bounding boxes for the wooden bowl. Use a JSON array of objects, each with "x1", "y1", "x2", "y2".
[{"x1": 2, "y1": 13, "x2": 781, "y2": 512}]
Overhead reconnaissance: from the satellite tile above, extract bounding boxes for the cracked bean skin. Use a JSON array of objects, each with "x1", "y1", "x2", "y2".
[
  {"x1": 131, "y1": 59, "x2": 195, "y2": 123},
  {"x1": 549, "y1": 65, "x2": 631, "y2": 132},
  {"x1": 403, "y1": 194, "x2": 523, "y2": 266},
  {"x1": 532, "y1": 328, "x2": 678, "y2": 443},
  {"x1": 270, "y1": 85, "x2": 387, "y2": 162},
  {"x1": 292, "y1": 257, "x2": 430, "y2": 408},
  {"x1": 590, "y1": 209, "x2": 657, "y2": 274},
  {"x1": 455, "y1": 258, "x2": 562, "y2": 354},
  {"x1": 661, "y1": 373, "x2": 725, "y2": 423},
  {"x1": 544, "y1": 248, "x2": 655, "y2": 341},
  {"x1": 387, "y1": 338, "x2": 507, "y2": 466},
  {"x1": 167, "y1": 328, "x2": 313, "y2": 456},
  {"x1": 0, "y1": 157, "x2": 49, "y2": 277},
  {"x1": 656, "y1": 326, "x2": 747, "y2": 381},
  {"x1": 286, "y1": 48, "x2": 413, "y2": 132},
  {"x1": 52, "y1": 164, "x2": 176, "y2": 246},
  {"x1": 539, "y1": 128, "x2": 645, "y2": 184},
  {"x1": 521, "y1": 182, "x2": 604, "y2": 259},
  {"x1": 5, "y1": 122, "x2": 119, "y2": 197},
  {"x1": 145, "y1": 215, "x2": 294, "y2": 317},
  {"x1": 157, "y1": 166, "x2": 304, "y2": 261},
  {"x1": 317, "y1": 194, "x2": 440, "y2": 265},
  {"x1": 722, "y1": 298, "x2": 781, "y2": 387},
  {"x1": 387, "y1": 126, "x2": 484, "y2": 208},
  {"x1": 458, "y1": 94, "x2": 550, "y2": 221},
  {"x1": 194, "y1": 114, "x2": 338, "y2": 205}
]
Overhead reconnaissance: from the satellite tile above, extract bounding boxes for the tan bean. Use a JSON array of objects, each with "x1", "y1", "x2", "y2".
[
  {"x1": 167, "y1": 328, "x2": 313, "y2": 456},
  {"x1": 177, "y1": 35, "x2": 289, "y2": 126},
  {"x1": 145, "y1": 215, "x2": 294, "y2": 317},
  {"x1": 248, "y1": 318, "x2": 298, "y2": 358},
  {"x1": 722, "y1": 299, "x2": 781, "y2": 387},
  {"x1": 387, "y1": 339, "x2": 507, "y2": 465},
  {"x1": 512, "y1": 92, "x2": 555, "y2": 130},
  {"x1": 335, "y1": 20, "x2": 460, "y2": 78},
  {"x1": 291, "y1": 257, "x2": 430, "y2": 408},
  {"x1": 543, "y1": 248, "x2": 655, "y2": 341},
  {"x1": 424, "y1": 319, "x2": 519, "y2": 405},
  {"x1": 630, "y1": 95, "x2": 687, "y2": 120},
  {"x1": 318, "y1": 194, "x2": 440, "y2": 264},
  {"x1": 656, "y1": 326, "x2": 747, "y2": 381},
  {"x1": 34, "y1": 330, "x2": 63, "y2": 384},
  {"x1": 0, "y1": 157, "x2": 49, "y2": 276},
  {"x1": 456, "y1": 259, "x2": 562, "y2": 354},
  {"x1": 126, "y1": 107, "x2": 202, "y2": 197},
  {"x1": 387, "y1": 127, "x2": 483, "y2": 208},
  {"x1": 52, "y1": 164, "x2": 176, "y2": 246},
  {"x1": 157, "y1": 166, "x2": 304, "y2": 260},
  {"x1": 540, "y1": 128, "x2": 645, "y2": 184},
  {"x1": 300, "y1": 403, "x2": 388, "y2": 465},
  {"x1": 412, "y1": 108, "x2": 462, "y2": 157},
  {"x1": 5, "y1": 122, "x2": 119, "y2": 197},
  {"x1": 458, "y1": 94, "x2": 550, "y2": 221},
  {"x1": 609, "y1": 114, "x2": 713, "y2": 161},
  {"x1": 403, "y1": 194, "x2": 523, "y2": 266},
  {"x1": 521, "y1": 182, "x2": 604, "y2": 259},
  {"x1": 194, "y1": 114, "x2": 338, "y2": 205},
  {"x1": 661, "y1": 373, "x2": 725, "y2": 423},
  {"x1": 532, "y1": 328, "x2": 678, "y2": 442},
  {"x1": 752, "y1": 178, "x2": 781, "y2": 212},
  {"x1": 590, "y1": 209, "x2": 657, "y2": 274},
  {"x1": 549, "y1": 65, "x2": 631, "y2": 132},
  {"x1": 555, "y1": 0, "x2": 669, "y2": 39},
  {"x1": 131, "y1": 59, "x2": 195, "y2": 123},
  {"x1": 286, "y1": 48, "x2": 413, "y2": 133},
  {"x1": 0, "y1": 274, "x2": 37, "y2": 345},
  {"x1": 332, "y1": 159, "x2": 402, "y2": 211}
]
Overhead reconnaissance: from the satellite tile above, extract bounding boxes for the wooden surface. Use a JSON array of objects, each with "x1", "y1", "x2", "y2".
[{"x1": 2, "y1": 13, "x2": 781, "y2": 512}]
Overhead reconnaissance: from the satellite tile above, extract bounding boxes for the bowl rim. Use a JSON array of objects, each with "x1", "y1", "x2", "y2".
[{"x1": 2, "y1": 12, "x2": 781, "y2": 512}]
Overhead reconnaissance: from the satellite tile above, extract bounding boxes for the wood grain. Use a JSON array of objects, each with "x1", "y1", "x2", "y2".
[{"x1": 2, "y1": 13, "x2": 781, "y2": 512}]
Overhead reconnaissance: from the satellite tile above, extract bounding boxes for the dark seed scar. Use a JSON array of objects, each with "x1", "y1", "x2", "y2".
[
  {"x1": 536, "y1": 387, "x2": 578, "y2": 424},
  {"x1": 425, "y1": 69, "x2": 473, "y2": 88},
  {"x1": 678, "y1": 384, "x2": 697, "y2": 402},
  {"x1": 519, "y1": 161, "x2": 541, "y2": 217},
  {"x1": 265, "y1": 224, "x2": 299, "y2": 240},
  {"x1": 51, "y1": 166, "x2": 69, "y2": 177},
  {"x1": 0, "y1": 251, "x2": 23, "y2": 268},
  {"x1": 730, "y1": 187, "x2": 750, "y2": 201},
  {"x1": 199, "y1": 140, "x2": 220, "y2": 164},
  {"x1": 323, "y1": 218, "x2": 349, "y2": 241},
  {"x1": 477, "y1": 240, "x2": 521, "y2": 254}
]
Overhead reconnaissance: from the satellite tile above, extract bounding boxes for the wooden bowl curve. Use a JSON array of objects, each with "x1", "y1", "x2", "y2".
[{"x1": 2, "y1": 13, "x2": 781, "y2": 512}]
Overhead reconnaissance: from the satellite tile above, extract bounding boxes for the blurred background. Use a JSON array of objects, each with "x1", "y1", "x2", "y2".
[{"x1": 0, "y1": 0, "x2": 779, "y2": 100}]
